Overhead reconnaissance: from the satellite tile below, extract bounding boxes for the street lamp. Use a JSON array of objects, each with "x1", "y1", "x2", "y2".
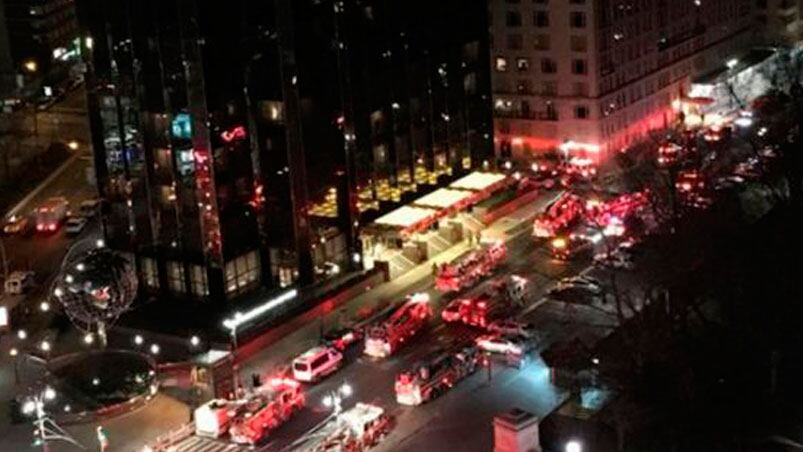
[
  {"x1": 190, "y1": 335, "x2": 201, "y2": 347},
  {"x1": 133, "y1": 334, "x2": 144, "y2": 346},
  {"x1": 23, "y1": 59, "x2": 38, "y2": 73},
  {"x1": 39, "y1": 301, "x2": 50, "y2": 312},
  {"x1": 67, "y1": 140, "x2": 79, "y2": 151},
  {"x1": 17, "y1": 329, "x2": 28, "y2": 340},
  {"x1": 149, "y1": 344, "x2": 160, "y2": 355},
  {"x1": 21, "y1": 386, "x2": 83, "y2": 451},
  {"x1": 565, "y1": 440, "x2": 583, "y2": 452},
  {"x1": 83, "y1": 333, "x2": 94, "y2": 345},
  {"x1": 40, "y1": 340, "x2": 51, "y2": 353}
]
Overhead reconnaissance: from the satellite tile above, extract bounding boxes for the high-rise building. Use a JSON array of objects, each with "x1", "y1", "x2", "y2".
[
  {"x1": 76, "y1": 0, "x2": 492, "y2": 305},
  {"x1": 489, "y1": 0, "x2": 754, "y2": 162},
  {"x1": 0, "y1": 0, "x2": 80, "y2": 93},
  {"x1": 755, "y1": 0, "x2": 803, "y2": 45}
]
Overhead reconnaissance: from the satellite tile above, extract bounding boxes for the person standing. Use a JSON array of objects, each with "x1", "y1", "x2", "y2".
[{"x1": 96, "y1": 425, "x2": 109, "y2": 451}]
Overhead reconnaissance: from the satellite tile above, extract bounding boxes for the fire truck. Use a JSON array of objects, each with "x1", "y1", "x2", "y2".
[
  {"x1": 441, "y1": 292, "x2": 514, "y2": 328},
  {"x1": 587, "y1": 191, "x2": 652, "y2": 235},
  {"x1": 532, "y1": 192, "x2": 585, "y2": 238},
  {"x1": 395, "y1": 346, "x2": 481, "y2": 406},
  {"x1": 364, "y1": 293, "x2": 433, "y2": 358},
  {"x1": 435, "y1": 241, "x2": 507, "y2": 293},
  {"x1": 296, "y1": 403, "x2": 393, "y2": 452},
  {"x1": 657, "y1": 142, "x2": 682, "y2": 167},
  {"x1": 226, "y1": 378, "x2": 305, "y2": 445}
]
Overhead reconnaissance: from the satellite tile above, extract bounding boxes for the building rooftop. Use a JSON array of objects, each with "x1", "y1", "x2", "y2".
[
  {"x1": 693, "y1": 48, "x2": 777, "y2": 85},
  {"x1": 373, "y1": 205, "x2": 438, "y2": 229},
  {"x1": 412, "y1": 188, "x2": 475, "y2": 209},
  {"x1": 449, "y1": 171, "x2": 507, "y2": 191}
]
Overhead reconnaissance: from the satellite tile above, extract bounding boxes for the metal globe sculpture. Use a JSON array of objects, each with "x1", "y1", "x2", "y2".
[{"x1": 53, "y1": 246, "x2": 138, "y2": 346}]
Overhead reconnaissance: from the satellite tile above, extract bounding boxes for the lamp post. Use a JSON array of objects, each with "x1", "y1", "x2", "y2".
[
  {"x1": 21, "y1": 386, "x2": 83, "y2": 451},
  {"x1": 565, "y1": 439, "x2": 583, "y2": 452}
]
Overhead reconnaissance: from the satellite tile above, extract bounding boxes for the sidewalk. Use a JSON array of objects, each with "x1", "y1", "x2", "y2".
[{"x1": 238, "y1": 190, "x2": 563, "y2": 379}]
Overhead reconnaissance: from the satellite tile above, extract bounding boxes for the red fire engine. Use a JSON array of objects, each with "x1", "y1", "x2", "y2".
[
  {"x1": 297, "y1": 403, "x2": 393, "y2": 451},
  {"x1": 395, "y1": 345, "x2": 481, "y2": 406},
  {"x1": 441, "y1": 294, "x2": 507, "y2": 328},
  {"x1": 364, "y1": 293, "x2": 433, "y2": 358},
  {"x1": 587, "y1": 191, "x2": 651, "y2": 232},
  {"x1": 435, "y1": 241, "x2": 507, "y2": 293},
  {"x1": 532, "y1": 193, "x2": 585, "y2": 238},
  {"x1": 227, "y1": 378, "x2": 305, "y2": 445}
]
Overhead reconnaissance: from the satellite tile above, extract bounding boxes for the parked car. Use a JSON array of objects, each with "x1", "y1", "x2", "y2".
[
  {"x1": 475, "y1": 334, "x2": 531, "y2": 355},
  {"x1": 556, "y1": 276, "x2": 603, "y2": 294},
  {"x1": 593, "y1": 250, "x2": 634, "y2": 270},
  {"x1": 487, "y1": 319, "x2": 536, "y2": 338},
  {"x1": 64, "y1": 216, "x2": 88, "y2": 236}
]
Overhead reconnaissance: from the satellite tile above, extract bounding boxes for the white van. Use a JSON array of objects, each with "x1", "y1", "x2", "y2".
[
  {"x1": 4, "y1": 271, "x2": 35, "y2": 295},
  {"x1": 292, "y1": 346, "x2": 343, "y2": 383}
]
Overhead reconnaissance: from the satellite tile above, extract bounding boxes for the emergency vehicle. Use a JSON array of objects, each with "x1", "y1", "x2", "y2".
[
  {"x1": 297, "y1": 403, "x2": 393, "y2": 451},
  {"x1": 292, "y1": 345, "x2": 343, "y2": 383},
  {"x1": 441, "y1": 294, "x2": 509, "y2": 328},
  {"x1": 657, "y1": 142, "x2": 682, "y2": 167},
  {"x1": 395, "y1": 346, "x2": 481, "y2": 406},
  {"x1": 435, "y1": 241, "x2": 507, "y2": 293},
  {"x1": 532, "y1": 192, "x2": 585, "y2": 238},
  {"x1": 364, "y1": 293, "x2": 433, "y2": 358},
  {"x1": 226, "y1": 378, "x2": 304, "y2": 445}
]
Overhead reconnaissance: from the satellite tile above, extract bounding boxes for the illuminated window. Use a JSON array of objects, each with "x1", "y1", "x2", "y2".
[
  {"x1": 225, "y1": 251, "x2": 260, "y2": 295},
  {"x1": 170, "y1": 113, "x2": 192, "y2": 139},
  {"x1": 141, "y1": 257, "x2": 158, "y2": 289},
  {"x1": 190, "y1": 265, "x2": 209, "y2": 297},
  {"x1": 516, "y1": 58, "x2": 530, "y2": 71},
  {"x1": 167, "y1": 261, "x2": 185, "y2": 294},
  {"x1": 495, "y1": 57, "x2": 509, "y2": 72}
]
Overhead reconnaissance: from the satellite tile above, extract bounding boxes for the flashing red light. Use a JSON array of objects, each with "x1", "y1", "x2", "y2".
[
  {"x1": 36, "y1": 224, "x2": 44, "y2": 231},
  {"x1": 477, "y1": 301, "x2": 487, "y2": 308},
  {"x1": 48, "y1": 223, "x2": 56, "y2": 231},
  {"x1": 220, "y1": 126, "x2": 246, "y2": 143}
]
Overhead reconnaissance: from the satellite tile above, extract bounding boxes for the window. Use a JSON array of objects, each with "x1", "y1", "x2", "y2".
[
  {"x1": 506, "y1": 11, "x2": 522, "y2": 27},
  {"x1": 225, "y1": 251, "x2": 260, "y2": 295},
  {"x1": 574, "y1": 105, "x2": 590, "y2": 119},
  {"x1": 541, "y1": 58, "x2": 557, "y2": 74},
  {"x1": 572, "y1": 59, "x2": 588, "y2": 75},
  {"x1": 545, "y1": 102, "x2": 558, "y2": 120},
  {"x1": 507, "y1": 34, "x2": 523, "y2": 50},
  {"x1": 495, "y1": 57, "x2": 509, "y2": 72},
  {"x1": 542, "y1": 81, "x2": 557, "y2": 96},
  {"x1": 516, "y1": 79, "x2": 532, "y2": 94},
  {"x1": 570, "y1": 11, "x2": 587, "y2": 28},
  {"x1": 516, "y1": 58, "x2": 530, "y2": 71},
  {"x1": 141, "y1": 257, "x2": 158, "y2": 289},
  {"x1": 572, "y1": 82, "x2": 589, "y2": 97},
  {"x1": 533, "y1": 34, "x2": 550, "y2": 50},
  {"x1": 570, "y1": 35, "x2": 587, "y2": 52},
  {"x1": 190, "y1": 265, "x2": 209, "y2": 297},
  {"x1": 534, "y1": 11, "x2": 549, "y2": 27},
  {"x1": 167, "y1": 261, "x2": 185, "y2": 294}
]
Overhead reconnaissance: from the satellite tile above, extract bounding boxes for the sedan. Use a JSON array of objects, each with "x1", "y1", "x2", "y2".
[
  {"x1": 64, "y1": 216, "x2": 88, "y2": 236},
  {"x1": 2, "y1": 215, "x2": 30, "y2": 236},
  {"x1": 476, "y1": 334, "x2": 530, "y2": 355}
]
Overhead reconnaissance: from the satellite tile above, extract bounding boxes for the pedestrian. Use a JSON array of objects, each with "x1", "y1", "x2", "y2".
[
  {"x1": 432, "y1": 262, "x2": 438, "y2": 276},
  {"x1": 96, "y1": 425, "x2": 109, "y2": 452}
]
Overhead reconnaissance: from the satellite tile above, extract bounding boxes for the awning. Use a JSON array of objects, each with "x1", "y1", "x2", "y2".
[
  {"x1": 412, "y1": 188, "x2": 475, "y2": 210},
  {"x1": 449, "y1": 172, "x2": 508, "y2": 191},
  {"x1": 373, "y1": 205, "x2": 438, "y2": 229}
]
